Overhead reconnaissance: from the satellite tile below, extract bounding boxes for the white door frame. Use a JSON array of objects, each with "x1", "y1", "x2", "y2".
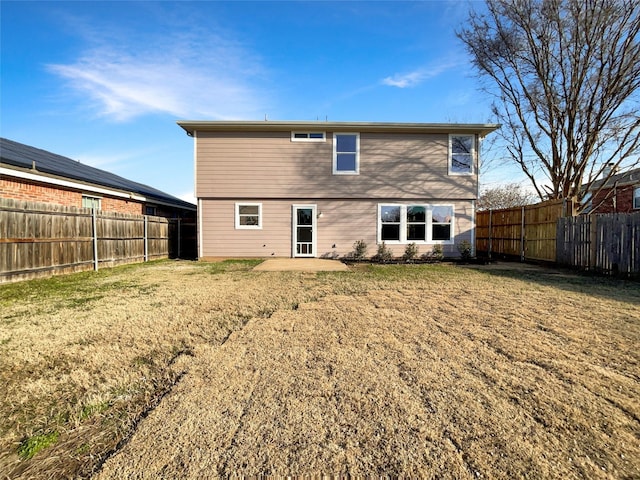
[{"x1": 292, "y1": 204, "x2": 317, "y2": 257}]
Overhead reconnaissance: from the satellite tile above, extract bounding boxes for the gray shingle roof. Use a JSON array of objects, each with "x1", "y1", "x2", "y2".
[{"x1": 1, "y1": 138, "x2": 195, "y2": 210}]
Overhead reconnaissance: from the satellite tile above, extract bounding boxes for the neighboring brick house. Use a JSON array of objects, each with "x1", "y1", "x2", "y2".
[
  {"x1": 177, "y1": 120, "x2": 499, "y2": 259},
  {"x1": 587, "y1": 167, "x2": 640, "y2": 214},
  {"x1": 1, "y1": 138, "x2": 196, "y2": 217}
]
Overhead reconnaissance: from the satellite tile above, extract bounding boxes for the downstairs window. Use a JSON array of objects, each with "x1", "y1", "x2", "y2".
[
  {"x1": 377, "y1": 204, "x2": 454, "y2": 243},
  {"x1": 235, "y1": 203, "x2": 262, "y2": 229}
]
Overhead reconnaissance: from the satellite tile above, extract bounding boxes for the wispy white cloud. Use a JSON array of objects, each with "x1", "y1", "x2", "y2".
[
  {"x1": 382, "y1": 59, "x2": 460, "y2": 88},
  {"x1": 73, "y1": 145, "x2": 157, "y2": 170},
  {"x1": 47, "y1": 17, "x2": 269, "y2": 122}
]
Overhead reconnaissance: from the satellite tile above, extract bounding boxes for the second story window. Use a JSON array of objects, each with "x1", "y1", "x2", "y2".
[
  {"x1": 634, "y1": 186, "x2": 640, "y2": 209},
  {"x1": 333, "y1": 133, "x2": 360, "y2": 174},
  {"x1": 449, "y1": 134, "x2": 475, "y2": 175},
  {"x1": 291, "y1": 132, "x2": 325, "y2": 142}
]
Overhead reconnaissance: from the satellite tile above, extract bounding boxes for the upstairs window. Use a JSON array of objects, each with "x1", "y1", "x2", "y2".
[
  {"x1": 235, "y1": 203, "x2": 262, "y2": 229},
  {"x1": 449, "y1": 134, "x2": 475, "y2": 175},
  {"x1": 634, "y1": 186, "x2": 640, "y2": 209},
  {"x1": 291, "y1": 132, "x2": 326, "y2": 142},
  {"x1": 82, "y1": 195, "x2": 101, "y2": 210},
  {"x1": 333, "y1": 133, "x2": 360, "y2": 174}
]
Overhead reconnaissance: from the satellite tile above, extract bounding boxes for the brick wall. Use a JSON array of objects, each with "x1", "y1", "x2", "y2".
[
  {"x1": 1, "y1": 177, "x2": 143, "y2": 215},
  {"x1": 591, "y1": 184, "x2": 638, "y2": 213},
  {"x1": 102, "y1": 196, "x2": 143, "y2": 215}
]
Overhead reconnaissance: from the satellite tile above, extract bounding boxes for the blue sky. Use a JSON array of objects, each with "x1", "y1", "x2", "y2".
[{"x1": 1, "y1": 1, "x2": 517, "y2": 203}]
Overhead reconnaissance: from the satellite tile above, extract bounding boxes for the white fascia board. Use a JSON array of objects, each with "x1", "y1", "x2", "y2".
[{"x1": 1, "y1": 166, "x2": 147, "y2": 201}]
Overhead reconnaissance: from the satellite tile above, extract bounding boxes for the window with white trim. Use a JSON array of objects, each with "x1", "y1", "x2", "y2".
[
  {"x1": 633, "y1": 186, "x2": 640, "y2": 209},
  {"x1": 333, "y1": 133, "x2": 360, "y2": 174},
  {"x1": 82, "y1": 195, "x2": 101, "y2": 210},
  {"x1": 291, "y1": 132, "x2": 326, "y2": 142},
  {"x1": 449, "y1": 134, "x2": 475, "y2": 175},
  {"x1": 431, "y1": 205, "x2": 453, "y2": 240},
  {"x1": 235, "y1": 203, "x2": 262, "y2": 229},
  {"x1": 377, "y1": 204, "x2": 454, "y2": 244}
]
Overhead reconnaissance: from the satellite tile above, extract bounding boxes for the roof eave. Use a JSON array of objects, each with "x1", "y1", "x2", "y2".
[{"x1": 177, "y1": 120, "x2": 501, "y2": 137}]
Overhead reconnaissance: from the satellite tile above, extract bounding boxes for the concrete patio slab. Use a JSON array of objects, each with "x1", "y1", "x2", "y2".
[{"x1": 252, "y1": 258, "x2": 349, "y2": 272}]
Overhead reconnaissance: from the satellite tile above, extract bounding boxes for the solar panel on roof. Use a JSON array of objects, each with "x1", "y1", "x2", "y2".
[{"x1": 0, "y1": 138, "x2": 195, "y2": 209}]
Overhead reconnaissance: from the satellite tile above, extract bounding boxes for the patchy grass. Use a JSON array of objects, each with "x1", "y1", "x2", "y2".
[
  {"x1": 17, "y1": 431, "x2": 59, "y2": 460},
  {"x1": 0, "y1": 261, "x2": 639, "y2": 479}
]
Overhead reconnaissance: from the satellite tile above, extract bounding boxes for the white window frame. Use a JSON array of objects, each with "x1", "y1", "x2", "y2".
[
  {"x1": 633, "y1": 186, "x2": 640, "y2": 209},
  {"x1": 448, "y1": 134, "x2": 475, "y2": 176},
  {"x1": 291, "y1": 131, "x2": 326, "y2": 142},
  {"x1": 377, "y1": 203, "x2": 455, "y2": 245},
  {"x1": 235, "y1": 202, "x2": 262, "y2": 229},
  {"x1": 333, "y1": 132, "x2": 360, "y2": 175},
  {"x1": 82, "y1": 195, "x2": 102, "y2": 210},
  {"x1": 430, "y1": 204, "x2": 455, "y2": 242}
]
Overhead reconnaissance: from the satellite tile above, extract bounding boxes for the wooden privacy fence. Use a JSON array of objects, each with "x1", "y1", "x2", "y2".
[
  {"x1": 476, "y1": 199, "x2": 574, "y2": 262},
  {"x1": 0, "y1": 198, "x2": 194, "y2": 283},
  {"x1": 557, "y1": 212, "x2": 640, "y2": 277}
]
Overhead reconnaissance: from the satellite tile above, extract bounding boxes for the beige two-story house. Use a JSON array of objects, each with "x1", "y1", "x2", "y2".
[{"x1": 177, "y1": 121, "x2": 499, "y2": 260}]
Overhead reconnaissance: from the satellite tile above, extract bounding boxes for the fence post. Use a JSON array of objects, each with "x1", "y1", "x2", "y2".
[
  {"x1": 488, "y1": 209, "x2": 493, "y2": 260},
  {"x1": 177, "y1": 217, "x2": 181, "y2": 259},
  {"x1": 144, "y1": 216, "x2": 148, "y2": 262},
  {"x1": 520, "y1": 206, "x2": 526, "y2": 261},
  {"x1": 92, "y1": 208, "x2": 99, "y2": 271}
]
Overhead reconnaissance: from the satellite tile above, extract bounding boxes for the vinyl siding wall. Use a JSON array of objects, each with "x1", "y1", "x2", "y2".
[
  {"x1": 195, "y1": 131, "x2": 477, "y2": 200},
  {"x1": 200, "y1": 199, "x2": 474, "y2": 259}
]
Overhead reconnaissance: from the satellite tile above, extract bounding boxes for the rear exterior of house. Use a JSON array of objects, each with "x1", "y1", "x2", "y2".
[{"x1": 178, "y1": 121, "x2": 499, "y2": 260}]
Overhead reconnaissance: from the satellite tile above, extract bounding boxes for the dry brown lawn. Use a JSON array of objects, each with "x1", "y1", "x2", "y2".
[{"x1": 0, "y1": 260, "x2": 638, "y2": 479}]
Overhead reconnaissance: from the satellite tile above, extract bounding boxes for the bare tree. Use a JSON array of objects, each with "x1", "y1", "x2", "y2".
[
  {"x1": 477, "y1": 182, "x2": 538, "y2": 211},
  {"x1": 459, "y1": 0, "x2": 640, "y2": 212}
]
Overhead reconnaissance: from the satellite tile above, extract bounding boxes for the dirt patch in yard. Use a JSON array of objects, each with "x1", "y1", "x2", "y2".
[{"x1": 1, "y1": 261, "x2": 639, "y2": 478}]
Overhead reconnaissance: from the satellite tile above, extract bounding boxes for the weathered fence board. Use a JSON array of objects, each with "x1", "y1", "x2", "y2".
[
  {"x1": 0, "y1": 198, "x2": 193, "y2": 283},
  {"x1": 556, "y1": 213, "x2": 639, "y2": 276}
]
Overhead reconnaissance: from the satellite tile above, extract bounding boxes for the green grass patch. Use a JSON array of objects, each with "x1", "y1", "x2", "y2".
[
  {"x1": 18, "y1": 430, "x2": 59, "y2": 460},
  {"x1": 204, "y1": 259, "x2": 264, "y2": 275},
  {"x1": 80, "y1": 401, "x2": 110, "y2": 421},
  {"x1": 0, "y1": 260, "x2": 169, "y2": 312}
]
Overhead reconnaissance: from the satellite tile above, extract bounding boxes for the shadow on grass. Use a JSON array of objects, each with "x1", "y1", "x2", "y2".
[{"x1": 464, "y1": 261, "x2": 640, "y2": 306}]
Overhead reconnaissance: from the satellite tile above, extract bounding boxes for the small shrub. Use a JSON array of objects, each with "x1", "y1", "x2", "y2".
[
  {"x1": 373, "y1": 242, "x2": 394, "y2": 263},
  {"x1": 352, "y1": 240, "x2": 368, "y2": 260},
  {"x1": 457, "y1": 240, "x2": 473, "y2": 260},
  {"x1": 403, "y1": 242, "x2": 419, "y2": 261},
  {"x1": 431, "y1": 244, "x2": 444, "y2": 260}
]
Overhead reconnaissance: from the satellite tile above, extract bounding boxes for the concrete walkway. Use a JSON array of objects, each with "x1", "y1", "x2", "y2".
[{"x1": 253, "y1": 258, "x2": 350, "y2": 272}]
